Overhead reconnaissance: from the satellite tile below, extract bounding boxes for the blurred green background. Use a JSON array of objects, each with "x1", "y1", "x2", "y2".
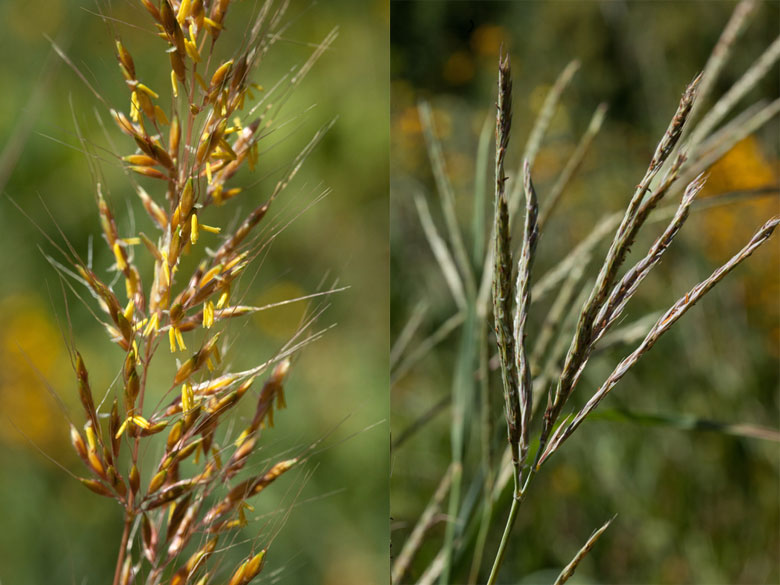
[
  {"x1": 0, "y1": 1, "x2": 388, "y2": 583},
  {"x1": 391, "y1": 1, "x2": 779, "y2": 584}
]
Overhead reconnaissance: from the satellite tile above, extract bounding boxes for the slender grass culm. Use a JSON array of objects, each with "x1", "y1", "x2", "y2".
[
  {"x1": 18, "y1": 2, "x2": 342, "y2": 583},
  {"x1": 390, "y1": 1, "x2": 779, "y2": 583}
]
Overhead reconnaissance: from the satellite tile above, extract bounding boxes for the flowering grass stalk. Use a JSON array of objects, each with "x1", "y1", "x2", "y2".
[
  {"x1": 43, "y1": 2, "x2": 338, "y2": 583},
  {"x1": 390, "y1": 1, "x2": 779, "y2": 583}
]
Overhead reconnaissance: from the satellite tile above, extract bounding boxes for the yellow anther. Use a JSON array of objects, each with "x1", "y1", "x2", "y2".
[
  {"x1": 191, "y1": 213, "x2": 199, "y2": 245},
  {"x1": 216, "y1": 288, "x2": 230, "y2": 309},
  {"x1": 136, "y1": 83, "x2": 159, "y2": 99},
  {"x1": 177, "y1": 0, "x2": 192, "y2": 24},
  {"x1": 143, "y1": 311, "x2": 160, "y2": 337},
  {"x1": 113, "y1": 242, "x2": 127, "y2": 272},
  {"x1": 175, "y1": 327, "x2": 187, "y2": 351},
  {"x1": 114, "y1": 418, "x2": 129, "y2": 439},
  {"x1": 203, "y1": 300, "x2": 214, "y2": 328},
  {"x1": 131, "y1": 415, "x2": 151, "y2": 430},
  {"x1": 200, "y1": 223, "x2": 221, "y2": 234},
  {"x1": 84, "y1": 422, "x2": 97, "y2": 450},
  {"x1": 181, "y1": 383, "x2": 194, "y2": 411},
  {"x1": 185, "y1": 38, "x2": 201, "y2": 63}
]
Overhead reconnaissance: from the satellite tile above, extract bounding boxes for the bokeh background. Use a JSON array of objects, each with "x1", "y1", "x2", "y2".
[
  {"x1": 391, "y1": 2, "x2": 779, "y2": 584},
  {"x1": 0, "y1": 1, "x2": 388, "y2": 583}
]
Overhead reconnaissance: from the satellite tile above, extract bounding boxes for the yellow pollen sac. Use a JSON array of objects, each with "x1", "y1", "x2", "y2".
[
  {"x1": 203, "y1": 17, "x2": 222, "y2": 31},
  {"x1": 203, "y1": 300, "x2": 215, "y2": 328},
  {"x1": 169, "y1": 327, "x2": 177, "y2": 353},
  {"x1": 114, "y1": 418, "x2": 130, "y2": 439},
  {"x1": 84, "y1": 422, "x2": 97, "y2": 450},
  {"x1": 143, "y1": 311, "x2": 160, "y2": 337},
  {"x1": 130, "y1": 92, "x2": 141, "y2": 122},
  {"x1": 113, "y1": 242, "x2": 128, "y2": 272},
  {"x1": 131, "y1": 415, "x2": 151, "y2": 429},
  {"x1": 177, "y1": 0, "x2": 192, "y2": 24},
  {"x1": 135, "y1": 317, "x2": 149, "y2": 333},
  {"x1": 136, "y1": 83, "x2": 159, "y2": 99},
  {"x1": 185, "y1": 38, "x2": 201, "y2": 63},
  {"x1": 224, "y1": 187, "x2": 241, "y2": 201},
  {"x1": 175, "y1": 327, "x2": 187, "y2": 351},
  {"x1": 181, "y1": 383, "x2": 194, "y2": 411},
  {"x1": 171, "y1": 70, "x2": 179, "y2": 98},
  {"x1": 216, "y1": 288, "x2": 230, "y2": 309},
  {"x1": 200, "y1": 223, "x2": 221, "y2": 234},
  {"x1": 161, "y1": 254, "x2": 171, "y2": 286},
  {"x1": 191, "y1": 214, "x2": 199, "y2": 245},
  {"x1": 124, "y1": 277, "x2": 135, "y2": 301}
]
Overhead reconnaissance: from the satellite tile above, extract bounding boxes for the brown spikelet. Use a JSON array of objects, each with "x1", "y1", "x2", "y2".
[
  {"x1": 75, "y1": 352, "x2": 99, "y2": 430},
  {"x1": 109, "y1": 400, "x2": 121, "y2": 459},
  {"x1": 250, "y1": 359, "x2": 290, "y2": 431},
  {"x1": 141, "y1": 513, "x2": 158, "y2": 564},
  {"x1": 203, "y1": 458, "x2": 298, "y2": 528},
  {"x1": 115, "y1": 40, "x2": 136, "y2": 81},
  {"x1": 147, "y1": 469, "x2": 167, "y2": 495},
  {"x1": 227, "y1": 549, "x2": 266, "y2": 585},
  {"x1": 129, "y1": 464, "x2": 140, "y2": 496},
  {"x1": 70, "y1": 424, "x2": 88, "y2": 462},
  {"x1": 167, "y1": 500, "x2": 202, "y2": 558},
  {"x1": 79, "y1": 477, "x2": 114, "y2": 498},
  {"x1": 492, "y1": 51, "x2": 522, "y2": 474}
]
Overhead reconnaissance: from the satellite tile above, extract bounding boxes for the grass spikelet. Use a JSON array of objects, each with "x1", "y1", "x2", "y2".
[{"x1": 492, "y1": 51, "x2": 520, "y2": 472}]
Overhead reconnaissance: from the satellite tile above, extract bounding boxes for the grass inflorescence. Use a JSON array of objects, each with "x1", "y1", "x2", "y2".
[
  {"x1": 390, "y1": 1, "x2": 779, "y2": 583},
  {"x1": 37, "y1": 2, "x2": 340, "y2": 584}
]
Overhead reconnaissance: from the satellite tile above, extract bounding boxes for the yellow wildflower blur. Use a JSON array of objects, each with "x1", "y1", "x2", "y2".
[
  {"x1": 0, "y1": 295, "x2": 68, "y2": 450},
  {"x1": 700, "y1": 136, "x2": 779, "y2": 354}
]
